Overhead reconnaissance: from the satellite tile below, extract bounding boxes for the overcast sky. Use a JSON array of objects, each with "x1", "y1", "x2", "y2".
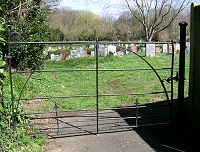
[{"x1": 59, "y1": 0, "x2": 126, "y2": 17}]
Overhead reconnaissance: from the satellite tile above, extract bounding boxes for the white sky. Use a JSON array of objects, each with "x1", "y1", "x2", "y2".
[
  {"x1": 59, "y1": 0, "x2": 198, "y2": 17},
  {"x1": 59, "y1": 0, "x2": 126, "y2": 17}
]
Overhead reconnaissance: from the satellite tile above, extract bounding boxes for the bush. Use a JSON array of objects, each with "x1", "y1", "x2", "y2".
[
  {"x1": 0, "y1": 61, "x2": 48, "y2": 152},
  {"x1": 0, "y1": 127, "x2": 48, "y2": 152},
  {"x1": 10, "y1": 44, "x2": 45, "y2": 70}
]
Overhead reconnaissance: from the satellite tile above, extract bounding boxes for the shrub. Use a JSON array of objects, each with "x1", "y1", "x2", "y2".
[{"x1": 10, "y1": 44, "x2": 45, "y2": 70}]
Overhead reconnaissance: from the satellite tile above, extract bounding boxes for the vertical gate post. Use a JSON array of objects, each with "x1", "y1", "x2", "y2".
[
  {"x1": 170, "y1": 41, "x2": 175, "y2": 122},
  {"x1": 7, "y1": 25, "x2": 15, "y2": 128},
  {"x1": 178, "y1": 22, "x2": 188, "y2": 121},
  {"x1": 95, "y1": 39, "x2": 99, "y2": 134}
]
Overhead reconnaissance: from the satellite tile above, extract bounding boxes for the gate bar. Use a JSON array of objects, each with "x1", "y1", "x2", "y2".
[
  {"x1": 16, "y1": 91, "x2": 171, "y2": 101},
  {"x1": 95, "y1": 39, "x2": 99, "y2": 134},
  {"x1": 170, "y1": 41, "x2": 175, "y2": 122},
  {"x1": 9, "y1": 41, "x2": 175, "y2": 45},
  {"x1": 11, "y1": 67, "x2": 172, "y2": 74},
  {"x1": 8, "y1": 26, "x2": 15, "y2": 128},
  {"x1": 16, "y1": 103, "x2": 169, "y2": 116}
]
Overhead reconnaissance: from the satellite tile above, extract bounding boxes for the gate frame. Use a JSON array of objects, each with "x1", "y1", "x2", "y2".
[{"x1": 8, "y1": 38, "x2": 176, "y2": 136}]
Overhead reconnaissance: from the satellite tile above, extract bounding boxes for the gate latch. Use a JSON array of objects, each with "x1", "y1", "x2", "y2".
[{"x1": 163, "y1": 72, "x2": 179, "y2": 83}]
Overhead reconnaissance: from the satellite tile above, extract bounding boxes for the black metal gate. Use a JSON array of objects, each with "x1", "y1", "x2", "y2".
[{"x1": 8, "y1": 38, "x2": 176, "y2": 138}]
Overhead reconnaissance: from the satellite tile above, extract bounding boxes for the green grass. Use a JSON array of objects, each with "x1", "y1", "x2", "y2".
[
  {"x1": 1, "y1": 52, "x2": 190, "y2": 151},
  {"x1": 11, "y1": 53, "x2": 190, "y2": 112}
]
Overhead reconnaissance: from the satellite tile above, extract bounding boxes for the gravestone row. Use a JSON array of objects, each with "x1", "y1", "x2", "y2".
[{"x1": 49, "y1": 42, "x2": 188, "y2": 61}]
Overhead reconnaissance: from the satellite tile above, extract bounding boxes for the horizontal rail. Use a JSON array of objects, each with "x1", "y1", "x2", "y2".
[
  {"x1": 33, "y1": 121, "x2": 124, "y2": 131},
  {"x1": 11, "y1": 67, "x2": 189, "y2": 74},
  {"x1": 29, "y1": 114, "x2": 169, "y2": 120},
  {"x1": 37, "y1": 122, "x2": 170, "y2": 136},
  {"x1": 28, "y1": 122, "x2": 170, "y2": 138},
  {"x1": 16, "y1": 91, "x2": 171, "y2": 101},
  {"x1": 9, "y1": 41, "x2": 174, "y2": 45},
  {"x1": 16, "y1": 103, "x2": 169, "y2": 116},
  {"x1": 11, "y1": 67, "x2": 172, "y2": 74}
]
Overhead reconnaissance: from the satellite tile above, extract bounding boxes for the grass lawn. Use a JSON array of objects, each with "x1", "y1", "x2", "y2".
[{"x1": 10, "y1": 53, "x2": 190, "y2": 112}]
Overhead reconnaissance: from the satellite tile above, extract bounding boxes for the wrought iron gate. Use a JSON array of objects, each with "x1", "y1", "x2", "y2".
[{"x1": 8, "y1": 38, "x2": 176, "y2": 138}]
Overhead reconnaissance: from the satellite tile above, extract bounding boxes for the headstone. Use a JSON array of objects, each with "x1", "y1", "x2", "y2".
[
  {"x1": 176, "y1": 43, "x2": 180, "y2": 52},
  {"x1": 146, "y1": 44, "x2": 156, "y2": 56},
  {"x1": 77, "y1": 47, "x2": 85, "y2": 57},
  {"x1": 108, "y1": 45, "x2": 117, "y2": 54},
  {"x1": 104, "y1": 47, "x2": 109, "y2": 56},
  {"x1": 89, "y1": 45, "x2": 95, "y2": 48},
  {"x1": 130, "y1": 44, "x2": 137, "y2": 52},
  {"x1": 50, "y1": 54, "x2": 55, "y2": 61},
  {"x1": 61, "y1": 52, "x2": 70, "y2": 60},
  {"x1": 98, "y1": 45, "x2": 107, "y2": 56},
  {"x1": 125, "y1": 44, "x2": 129, "y2": 49},
  {"x1": 163, "y1": 44, "x2": 168, "y2": 53},
  {"x1": 186, "y1": 42, "x2": 190, "y2": 52},
  {"x1": 51, "y1": 54, "x2": 61, "y2": 61},
  {"x1": 91, "y1": 51, "x2": 95, "y2": 57},
  {"x1": 117, "y1": 50, "x2": 124, "y2": 56},
  {"x1": 70, "y1": 50, "x2": 77, "y2": 58},
  {"x1": 141, "y1": 46, "x2": 146, "y2": 53},
  {"x1": 168, "y1": 43, "x2": 176, "y2": 53},
  {"x1": 54, "y1": 55, "x2": 61, "y2": 61}
]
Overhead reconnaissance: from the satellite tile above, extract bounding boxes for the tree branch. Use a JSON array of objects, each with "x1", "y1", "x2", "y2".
[
  {"x1": 152, "y1": 0, "x2": 187, "y2": 36},
  {"x1": 153, "y1": 0, "x2": 173, "y2": 30},
  {"x1": 124, "y1": 0, "x2": 145, "y2": 26}
]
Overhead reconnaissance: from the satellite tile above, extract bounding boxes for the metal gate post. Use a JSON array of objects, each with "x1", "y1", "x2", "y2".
[
  {"x1": 178, "y1": 22, "x2": 188, "y2": 121},
  {"x1": 95, "y1": 39, "x2": 99, "y2": 134},
  {"x1": 170, "y1": 41, "x2": 175, "y2": 122},
  {"x1": 8, "y1": 26, "x2": 15, "y2": 128}
]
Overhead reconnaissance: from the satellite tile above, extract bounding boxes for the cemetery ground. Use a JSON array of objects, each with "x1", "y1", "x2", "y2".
[
  {"x1": 4, "y1": 53, "x2": 191, "y2": 151},
  {"x1": 13, "y1": 53, "x2": 190, "y2": 112}
]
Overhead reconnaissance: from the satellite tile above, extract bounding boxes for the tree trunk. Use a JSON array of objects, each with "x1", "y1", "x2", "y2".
[{"x1": 148, "y1": 36, "x2": 153, "y2": 42}]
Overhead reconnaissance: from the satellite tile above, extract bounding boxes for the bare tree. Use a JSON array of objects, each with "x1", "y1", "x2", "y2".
[{"x1": 124, "y1": 0, "x2": 188, "y2": 41}]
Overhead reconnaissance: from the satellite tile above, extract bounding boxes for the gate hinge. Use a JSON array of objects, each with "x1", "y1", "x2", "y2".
[{"x1": 163, "y1": 72, "x2": 179, "y2": 83}]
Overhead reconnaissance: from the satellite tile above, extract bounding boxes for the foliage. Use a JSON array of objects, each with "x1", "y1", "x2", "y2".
[
  {"x1": 5, "y1": 0, "x2": 51, "y2": 70},
  {"x1": 0, "y1": 8, "x2": 5, "y2": 43},
  {"x1": 0, "y1": 126, "x2": 47, "y2": 152},
  {"x1": 0, "y1": 3, "x2": 6, "y2": 58},
  {"x1": 10, "y1": 44, "x2": 45, "y2": 70},
  {"x1": 47, "y1": 6, "x2": 190, "y2": 42},
  {"x1": 0, "y1": 60, "x2": 48, "y2": 151},
  {"x1": 0, "y1": 1, "x2": 49, "y2": 152}
]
